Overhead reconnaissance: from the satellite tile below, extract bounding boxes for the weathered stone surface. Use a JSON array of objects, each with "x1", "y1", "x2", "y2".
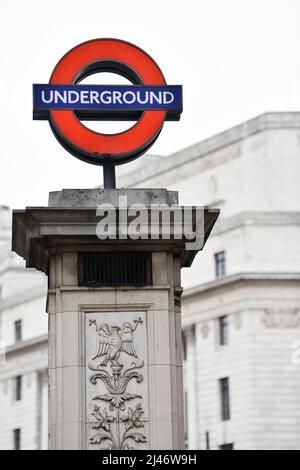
[
  {"x1": 12, "y1": 188, "x2": 217, "y2": 450},
  {"x1": 49, "y1": 188, "x2": 179, "y2": 208},
  {"x1": 86, "y1": 311, "x2": 149, "y2": 450}
]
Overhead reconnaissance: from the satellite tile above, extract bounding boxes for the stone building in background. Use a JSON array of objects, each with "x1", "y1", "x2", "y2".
[
  {"x1": 0, "y1": 112, "x2": 300, "y2": 449},
  {"x1": 0, "y1": 205, "x2": 48, "y2": 450},
  {"x1": 118, "y1": 112, "x2": 300, "y2": 450}
]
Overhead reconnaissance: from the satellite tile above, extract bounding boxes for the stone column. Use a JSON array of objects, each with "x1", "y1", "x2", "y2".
[
  {"x1": 12, "y1": 189, "x2": 218, "y2": 450},
  {"x1": 184, "y1": 325, "x2": 198, "y2": 449},
  {"x1": 37, "y1": 369, "x2": 48, "y2": 450}
]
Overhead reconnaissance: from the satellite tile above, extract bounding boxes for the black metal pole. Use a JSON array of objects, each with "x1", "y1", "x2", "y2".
[{"x1": 103, "y1": 158, "x2": 116, "y2": 189}]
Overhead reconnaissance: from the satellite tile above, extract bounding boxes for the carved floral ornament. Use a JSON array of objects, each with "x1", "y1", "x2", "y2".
[
  {"x1": 201, "y1": 322, "x2": 209, "y2": 338},
  {"x1": 262, "y1": 309, "x2": 300, "y2": 329},
  {"x1": 234, "y1": 312, "x2": 243, "y2": 330},
  {"x1": 88, "y1": 317, "x2": 147, "y2": 450}
]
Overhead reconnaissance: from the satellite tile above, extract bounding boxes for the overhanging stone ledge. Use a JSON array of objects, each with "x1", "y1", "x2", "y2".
[{"x1": 12, "y1": 206, "x2": 219, "y2": 273}]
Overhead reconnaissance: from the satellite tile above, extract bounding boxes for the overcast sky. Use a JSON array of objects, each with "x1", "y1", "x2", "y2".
[{"x1": 0, "y1": 0, "x2": 300, "y2": 209}]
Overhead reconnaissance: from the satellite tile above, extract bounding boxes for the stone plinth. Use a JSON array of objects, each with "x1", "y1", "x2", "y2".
[{"x1": 12, "y1": 189, "x2": 218, "y2": 450}]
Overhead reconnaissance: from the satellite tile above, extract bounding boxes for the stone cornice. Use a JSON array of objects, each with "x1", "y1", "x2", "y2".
[
  {"x1": 211, "y1": 211, "x2": 300, "y2": 236},
  {"x1": 0, "y1": 265, "x2": 27, "y2": 278},
  {"x1": 5, "y1": 334, "x2": 48, "y2": 355},
  {"x1": 183, "y1": 272, "x2": 300, "y2": 299},
  {"x1": 12, "y1": 204, "x2": 219, "y2": 272},
  {"x1": 0, "y1": 284, "x2": 47, "y2": 312},
  {"x1": 119, "y1": 112, "x2": 300, "y2": 187}
]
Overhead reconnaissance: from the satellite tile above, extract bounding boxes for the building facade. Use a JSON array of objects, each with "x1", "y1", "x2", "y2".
[
  {"x1": 0, "y1": 205, "x2": 48, "y2": 450},
  {"x1": 0, "y1": 112, "x2": 300, "y2": 449},
  {"x1": 119, "y1": 112, "x2": 300, "y2": 450}
]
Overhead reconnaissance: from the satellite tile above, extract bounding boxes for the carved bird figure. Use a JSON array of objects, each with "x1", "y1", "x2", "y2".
[{"x1": 91, "y1": 318, "x2": 142, "y2": 366}]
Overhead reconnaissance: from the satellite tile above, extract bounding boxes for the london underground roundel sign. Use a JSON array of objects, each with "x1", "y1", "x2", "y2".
[{"x1": 33, "y1": 39, "x2": 182, "y2": 166}]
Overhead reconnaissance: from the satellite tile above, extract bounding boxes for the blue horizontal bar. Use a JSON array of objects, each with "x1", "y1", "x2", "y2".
[{"x1": 33, "y1": 84, "x2": 183, "y2": 111}]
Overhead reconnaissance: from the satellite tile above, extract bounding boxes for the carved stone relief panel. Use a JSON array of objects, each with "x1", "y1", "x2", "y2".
[
  {"x1": 201, "y1": 321, "x2": 209, "y2": 339},
  {"x1": 262, "y1": 309, "x2": 300, "y2": 328},
  {"x1": 85, "y1": 311, "x2": 149, "y2": 450},
  {"x1": 234, "y1": 312, "x2": 243, "y2": 330}
]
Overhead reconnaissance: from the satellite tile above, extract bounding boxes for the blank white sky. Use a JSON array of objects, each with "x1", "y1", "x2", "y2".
[{"x1": 0, "y1": 0, "x2": 300, "y2": 209}]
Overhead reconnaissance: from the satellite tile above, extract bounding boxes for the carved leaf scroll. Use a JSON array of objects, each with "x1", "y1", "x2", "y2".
[{"x1": 88, "y1": 317, "x2": 147, "y2": 450}]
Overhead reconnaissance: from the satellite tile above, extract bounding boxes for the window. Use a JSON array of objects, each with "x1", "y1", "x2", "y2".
[
  {"x1": 220, "y1": 443, "x2": 234, "y2": 450},
  {"x1": 182, "y1": 333, "x2": 187, "y2": 361},
  {"x1": 215, "y1": 251, "x2": 226, "y2": 278},
  {"x1": 14, "y1": 320, "x2": 22, "y2": 343},
  {"x1": 219, "y1": 315, "x2": 229, "y2": 346},
  {"x1": 13, "y1": 428, "x2": 21, "y2": 450},
  {"x1": 15, "y1": 376, "x2": 22, "y2": 401},
  {"x1": 184, "y1": 391, "x2": 188, "y2": 448},
  {"x1": 219, "y1": 377, "x2": 230, "y2": 421},
  {"x1": 205, "y1": 431, "x2": 210, "y2": 450}
]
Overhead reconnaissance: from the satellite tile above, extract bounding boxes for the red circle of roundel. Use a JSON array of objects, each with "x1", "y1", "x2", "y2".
[{"x1": 49, "y1": 39, "x2": 166, "y2": 165}]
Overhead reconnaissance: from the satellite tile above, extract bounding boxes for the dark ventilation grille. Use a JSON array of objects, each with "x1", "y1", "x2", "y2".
[{"x1": 79, "y1": 252, "x2": 152, "y2": 287}]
